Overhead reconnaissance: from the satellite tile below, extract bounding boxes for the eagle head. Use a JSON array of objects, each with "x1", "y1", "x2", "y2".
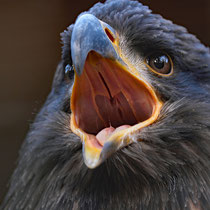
[{"x1": 2, "y1": 0, "x2": 210, "y2": 209}]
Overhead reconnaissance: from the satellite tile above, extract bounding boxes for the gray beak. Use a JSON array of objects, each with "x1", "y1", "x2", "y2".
[{"x1": 71, "y1": 14, "x2": 120, "y2": 75}]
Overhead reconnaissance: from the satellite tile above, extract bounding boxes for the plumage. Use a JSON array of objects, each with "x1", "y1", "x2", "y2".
[{"x1": 1, "y1": 0, "x2": 210, "y2": 209}]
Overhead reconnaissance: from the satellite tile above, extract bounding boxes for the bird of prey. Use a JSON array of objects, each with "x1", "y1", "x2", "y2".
[{"x1": 1, "y1": 0, "x2": 210, "y2": 209}]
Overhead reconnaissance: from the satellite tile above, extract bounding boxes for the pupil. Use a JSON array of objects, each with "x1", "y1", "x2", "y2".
[
  {"x1": 154, "y1": 56, "x2": 165, "y2": 69},
  {"x1": 154, "y1": 58, "x2": 164, "y2": 69}
]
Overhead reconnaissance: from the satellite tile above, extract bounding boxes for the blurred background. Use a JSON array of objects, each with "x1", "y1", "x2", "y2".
[{"x1": 0, "y1": 0, "x2": 210, "y2": 201}]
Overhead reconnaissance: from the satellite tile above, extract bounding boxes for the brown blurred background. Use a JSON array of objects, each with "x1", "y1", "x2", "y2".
[{"x1": 0, "y1": 0, "x2": 209, "y2": 201}]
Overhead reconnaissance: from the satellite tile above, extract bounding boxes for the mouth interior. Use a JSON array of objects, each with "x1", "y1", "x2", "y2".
[{"x1": 71, "y1": 51, "x2": 156, "y2": 140}]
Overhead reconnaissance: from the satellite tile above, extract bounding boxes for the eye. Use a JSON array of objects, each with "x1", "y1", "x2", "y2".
[
  {"x1": 65, "y1": 64, "x2": 74, "y2": 80},
  {"x1": 146, "y1": 53, "x2": 173, "y2": 75}
]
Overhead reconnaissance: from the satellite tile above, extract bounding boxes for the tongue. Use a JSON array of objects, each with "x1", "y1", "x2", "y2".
[{"x1": 96, "y1": 125, "x2": 131, "y2": 146}]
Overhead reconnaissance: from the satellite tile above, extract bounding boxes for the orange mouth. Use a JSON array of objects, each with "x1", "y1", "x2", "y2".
[
  {"x1": 70, "y1": 51, "x2": 162, "y2": 168},
  {"x1": 71, "y1": 51, "x2": 161, "y2": 145}
]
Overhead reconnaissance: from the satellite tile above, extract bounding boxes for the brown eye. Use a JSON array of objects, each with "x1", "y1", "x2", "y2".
[
  {"x1": 146, "y1": 53, "x2": 173, "y2": 75},
  {"x1": 65, "y1": 64, "x2": 74, "y2": 80}
]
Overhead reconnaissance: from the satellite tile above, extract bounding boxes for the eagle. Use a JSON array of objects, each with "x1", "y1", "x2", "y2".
[{"x1": 1, "y1": 0, "x2": 210, "y2": 209}]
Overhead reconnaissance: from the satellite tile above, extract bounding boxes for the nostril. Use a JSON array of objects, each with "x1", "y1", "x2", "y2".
[{"x1": 105, "y1": 28, "x2": 115, "y2": 43}]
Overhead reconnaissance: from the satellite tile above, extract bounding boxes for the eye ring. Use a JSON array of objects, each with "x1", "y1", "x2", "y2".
[{"x1": 145, "y1": 52, "x2": 173, "y2": 76}]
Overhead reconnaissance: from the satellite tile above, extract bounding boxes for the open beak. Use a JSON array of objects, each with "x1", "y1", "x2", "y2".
[{"x1": 70, "y1": 14, "x2": 162, "y2": 168}]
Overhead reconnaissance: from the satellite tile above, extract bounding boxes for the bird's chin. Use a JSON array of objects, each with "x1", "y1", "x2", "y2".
[{"x1": 70, "y1": 51, "x2": 162, "y2": 168}]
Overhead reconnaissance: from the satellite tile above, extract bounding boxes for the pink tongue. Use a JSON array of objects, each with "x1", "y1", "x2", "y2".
[{"x1": 96, "y1": 125, "x2": 131, "y2": 146}]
